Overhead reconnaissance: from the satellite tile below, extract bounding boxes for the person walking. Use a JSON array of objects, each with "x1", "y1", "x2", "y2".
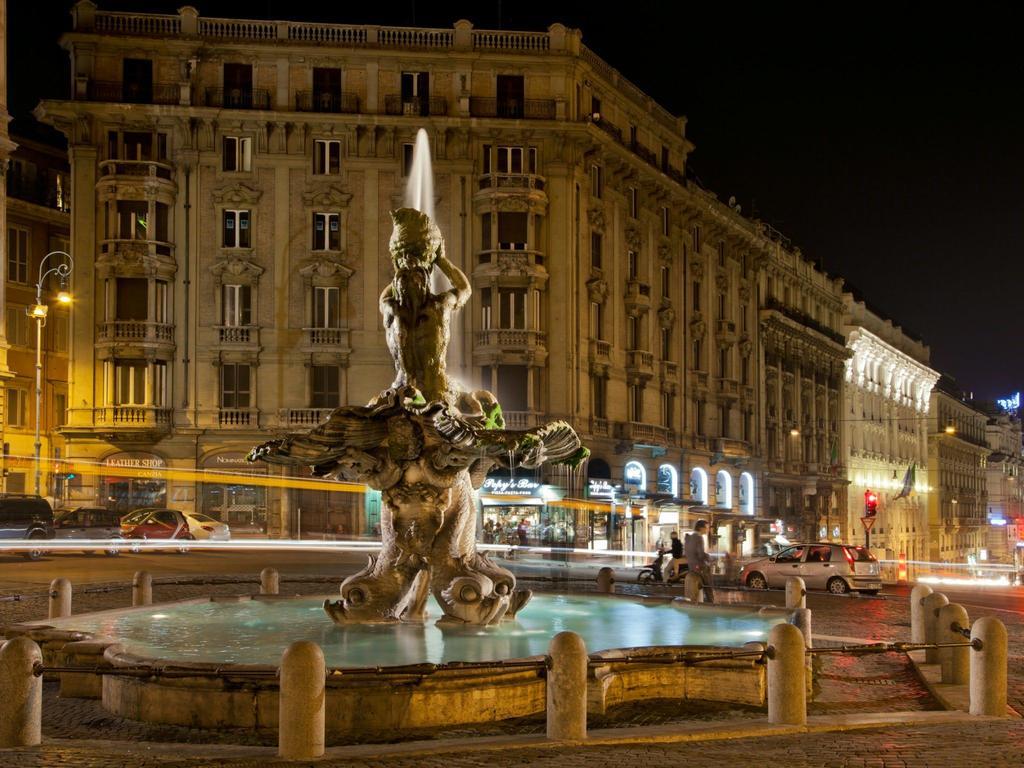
[
  {"x1": 685, "y1": 520, "x2": 713, "y2": 602},
  {"x1": 669, "y1": 530, "x2": 684, "y2": 580}
]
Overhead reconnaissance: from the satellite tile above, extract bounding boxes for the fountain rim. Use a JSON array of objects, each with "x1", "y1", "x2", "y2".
[{"x1": 11, "y1": 591, "x2": 795, "y2": 676}]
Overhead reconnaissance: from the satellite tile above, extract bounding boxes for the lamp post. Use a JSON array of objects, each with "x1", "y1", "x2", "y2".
[{"x1": 29, "y1": 250, "x2": 73, "y2": 497}]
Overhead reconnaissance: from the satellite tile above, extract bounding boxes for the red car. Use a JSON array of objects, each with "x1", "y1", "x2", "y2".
[{"x1": 121, "y1": 508, "x2": 194, "y2": 552}]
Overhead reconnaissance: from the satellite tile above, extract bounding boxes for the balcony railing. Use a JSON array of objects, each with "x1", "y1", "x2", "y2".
[
  {"x1": 717, "y1": 378, "x2": 740, "y2": 397},
  {"x1": 716, "y1": 320, "x2": 736, "y2": 336},
  {"x1": 87, "y1": 80, "x2": 180, "y2": 105},
  {"x1": 502, "y1": 411, "x2": 539, "y2": 430},
  {"x1": 294, "y1": 90, "x2": 360, "y2": 114},
  {"x1": 219, "y1": 408, "x2": 257, "y2": 428},
  {"x1": 625, "y1": 279, "x2": 651, "y2": 300},
  {"x1": 469, "y1": 97, "x2": 556, "y2": 120},
  {"x1": 617, "y1": 421, "x2": 672, "y2": 446},
  {"x1": 279, "y1": 408, "x2": 335, "y2": 428},
  {"x1": 99, "y1": 159, "x2": 174, "y2": 181},
  {"x1": 689, "y1": 370, "x2": 709, "y2": 389},
  {"x1": 204, "y1": 87, "x2": 272, "y2": 110},
  {"x1": 474, "y1": 329, "x2": 547, "y2": 348},
  {"x1": 762, "y1": 296, "x2": 846, "y2": 346},
  {"x1": 660, "y1": 360, "x2": 679, "y2": 381},
  {"x1": 475, "y1": 249, "x2": 546, "y2": 272},
  {"x1": 477, "y1": 173, "x2": 546, "y2": 192},
  {"x1": 100, "y1": 238, "x2": 174, "y2": 259},
  {"x1": 714, "y1": 437, "x2": 752, "y2": 457},
  {"x1": 217, "y1": 325, "x2": 256, "y2": 344},
  {"x1": 590, "y1": 339, "x2": 611, "y2": 361},
  {"x1": 383, "y1": 94, "x2": 447, "y2": 116},
  {"x1": 626, "y1": 349, "x2": 654, "y2": 373},
  {"x1": 98, "y1": 321, "x2": 174, "y2": 344},
  {"x1": 304, "y1": 327, "x2": 348, "y2": 346},
  {"x1": 589, "y1": 417, "x2": 611, "y2": 437},
  {"x1": 95, "y1": 406, "x2": 172, "y2": 427}
]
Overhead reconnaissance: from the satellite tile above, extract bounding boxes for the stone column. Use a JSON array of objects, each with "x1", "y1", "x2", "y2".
[
  {"x1": 278, "y1": 641, "x2": 326, "y2": 759},
  {"x1": 767, "y1": 622, "x2": 806, "y2": 725},
  {"x1": 546, "y1": 631, "x2": 587, "y2": 740}
]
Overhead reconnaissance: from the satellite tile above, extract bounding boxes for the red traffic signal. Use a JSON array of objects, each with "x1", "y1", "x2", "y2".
[{"x1": 864, "y1": 489, "x2": 879, "y2": 516}]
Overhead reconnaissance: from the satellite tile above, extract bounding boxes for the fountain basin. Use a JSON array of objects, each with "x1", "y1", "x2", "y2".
[{"x1": 8, "y1": 593, "x2": 794, "y2": 735}]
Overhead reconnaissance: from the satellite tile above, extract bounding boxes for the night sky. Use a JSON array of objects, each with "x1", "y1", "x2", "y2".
[{"x1": 11, "y1": 1, "x2": 1024, "y2": 399}]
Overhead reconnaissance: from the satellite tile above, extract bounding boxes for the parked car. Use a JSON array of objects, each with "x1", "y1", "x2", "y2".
[
  {"x1": 0, "y1": 494, "x2": 55, "y2": 560},
  {"x1": 53, "y1": 507, "x2": 124, "y2": 556},
  {"x1": 740, "y1": 542, "x2": 882, "y2": 595},
  {"x1": 182, "y1": 511, "x2": 231, "y2": 541},
  {"x1": 121, "y1": 508, "x2": 194, "y2": 552}
]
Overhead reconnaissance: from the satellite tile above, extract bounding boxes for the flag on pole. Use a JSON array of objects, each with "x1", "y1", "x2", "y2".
[{"x1": 893, "y1": 463, "x2": 915, "y2": 501}]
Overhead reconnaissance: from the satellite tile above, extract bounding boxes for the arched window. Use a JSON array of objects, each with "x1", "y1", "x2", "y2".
[
  {"x1": 657, "y1": 464, "x2": 678, "y2": 497},
  {"x1": 740, "y1": 472, "x2": 754, "y2": 515},
  {"x1": 716, "y1": 470, "x2": 733, "y2": 509},
  {"x1": 624, "y1": 460, "x2": 646, "y2": 491},
  {"x1": 689, "y1": 467, "x2": 708, "y2": 505}
]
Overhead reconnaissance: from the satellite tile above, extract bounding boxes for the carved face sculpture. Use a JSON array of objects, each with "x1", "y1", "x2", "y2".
[
  {"x1": 394, "y1": 266, "x2": 429, "y2": 307},
  {"x1": 389, "y1": 208, "x2": 442, "y2": 272}
]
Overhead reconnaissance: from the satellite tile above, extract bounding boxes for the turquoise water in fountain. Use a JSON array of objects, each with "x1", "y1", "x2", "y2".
[{"x1": 44, "y1": 594, "x2": 784, "y2": 668}]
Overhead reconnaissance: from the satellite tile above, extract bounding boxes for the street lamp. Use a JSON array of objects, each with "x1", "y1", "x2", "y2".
[{"x1": 29, "y1": 250, "x2": 73, "y2": 497}]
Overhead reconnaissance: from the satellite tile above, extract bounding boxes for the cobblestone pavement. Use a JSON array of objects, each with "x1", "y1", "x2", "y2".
[{"x1": 1, "y1": 575, "x2": 1021, "y2": 766}]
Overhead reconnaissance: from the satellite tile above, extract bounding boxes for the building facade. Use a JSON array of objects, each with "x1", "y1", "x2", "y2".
[
  {"x1": 927, "y1": 378, "x2": 989, "y2": 562},
  {"x1": 2, "y1": 132, "x2": 72, "y2": 496},
  {"x1": 983, "y1": 406, "x2": 1022, "y2": 564},
  {"x1": 841, "y1": 295, "x2": 938, "y2": 562},
  {"x1": 38, "y1": 3, "x2": 846, "y2": 549}
]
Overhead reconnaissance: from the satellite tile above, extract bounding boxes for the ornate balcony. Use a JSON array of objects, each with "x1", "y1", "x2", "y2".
[
  {"x1": 204, "y1": 87, "x2": 272, "y2": 110},
  {"x1": 716, "y1": 377, "x2": 740, "y2": 399},
  {"x1": 473, "y1": 250, "x2": 548, "y2": 284},
  {"x1": 384, "y1": 94, "x2": 447, "y2": 116},
  {"x1": 589, "y1": 417, "x2": 611, "y2": 438},
  {"x1": 714, "y1": 437, "x2": 752, "y2": 458},
  {"x1": 98, "y1": 321, "x2": 174, "y2": 344},
  {"x1": 477, "y1": 173, "x2": 546, "y2": 192},
  {"x1": 99, "y1": 238, "x2": 175, "y2": 261},
  {"x1": 86, "y1": 80, "x2": 180, "y2": 105},
  {"x1": 624, "y1": 280, "x2": 651, "y2": 313},
  {"x1": 689, "y1": 370, "x2": 710, "y2": 391},
  {"x1": 217, "y1": 408, "x2": 258, "y2": 428},
  {"x1": 96, "y1": 406, "x2": 172, "y2": 427},
  {"x1": 278, "y1": 408, "x2": 335, "y2": 429},
  {"x1": 716, "y1": 319, "x2": 737, "y2": 342},
  {"x1": 616, "y1": 421, "x2": 673, "y2": 446},
  {"x1": 660, "y1": 360, "x2": 679, "y2": 382},
  {"x1": 216, "y1": 325, "x2": 259, "y2": 345},
  {"x1": 589, "y1": 338, "x2": 611, "y2": 362},
  {"x1": 472, "y1": 328, "x2": 547, "y2": 366},
  {"x1": 303, "y1": 327, "x2": 350, "y2": 347},
  {"x1": 99, "y1": 159, "x2": 175, "y2": 183},
  {"x1": 625, "y1": 349, "x2": 654, "y2": 377},
  {"x1": 502, "y1": 411, "x2": 540, "y2": 430},
  {"x1": 469, "y1": 97, "x2": 556, "y2": 120},
  {"x1": 294, "y1": 90, "x2": 360, "y2": 113}
]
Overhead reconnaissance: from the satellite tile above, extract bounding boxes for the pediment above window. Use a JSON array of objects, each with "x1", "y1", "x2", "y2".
[
  {"x1": 210, "y1": 257, "x2": 264, "y2": 283},
  {"x1": 299, "y1": 257, "x2": 354, "y2": 286},
  {"x1": 303, "y1": 185, "x2": 353, "y2": 208},
  {"x1": 213, "y1": 182, "x2": 263, "y2": 206}
]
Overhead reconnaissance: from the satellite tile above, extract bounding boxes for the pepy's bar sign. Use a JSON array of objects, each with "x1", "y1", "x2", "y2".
[{"x1": 482, "y1": 477, "x2": 541, "y2": 495}]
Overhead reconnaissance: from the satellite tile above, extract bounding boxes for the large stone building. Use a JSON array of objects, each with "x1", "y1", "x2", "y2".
[
  {"x1": 841, "y1": 294, "x2": 938, "y2": 562},
  {"x1": 982, "y1": 404, "x2": 1023, "y2": 564},
  {"x1": 2, "y1": 131, "x2": 72, "y2": 496},
  {"x1": 37, "y1": 3, "x2": 845, "y2": 549},
  {"x1": 927, "y1": 377, "x2": 989, "y2": 562}
]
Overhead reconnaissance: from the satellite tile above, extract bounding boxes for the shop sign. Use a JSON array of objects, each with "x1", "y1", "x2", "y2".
[
  {"x1": 482, "y1": 477, "x2": 541, "y2": 496},
  {"x1": 624, "y1": 461, "x2": 646, "y2": 486},
  {"x1": 588, "y1": 479, "x2": 619, "y2": 498},
  {"x1": 103, "y1": 453, "x2": 165, "y2": 469},
  {"x1": 658, "y1": 510, "x2": 679, "y2": 525},
  {"x1": 201, "y1": 452, "x2": 266, "y2": 474}
]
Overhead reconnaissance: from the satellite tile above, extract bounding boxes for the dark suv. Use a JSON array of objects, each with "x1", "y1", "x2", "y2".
[{"x1": 0, "y1": 494, "x2": 55, "y2": 559}]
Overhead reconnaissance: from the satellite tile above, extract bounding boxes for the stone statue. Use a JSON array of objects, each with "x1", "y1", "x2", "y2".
[{"x1": 250, "y1": 208, "x2": 587, "y2": 626}]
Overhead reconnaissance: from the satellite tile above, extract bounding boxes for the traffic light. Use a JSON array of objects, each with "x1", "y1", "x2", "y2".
[{"x1": 864, "y1": 489, "x2": 879, "y2": 517}]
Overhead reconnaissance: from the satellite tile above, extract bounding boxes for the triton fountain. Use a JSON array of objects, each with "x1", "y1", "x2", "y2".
[{"x1": 249, "y1": 130, "x2": 587, "y2": 625}]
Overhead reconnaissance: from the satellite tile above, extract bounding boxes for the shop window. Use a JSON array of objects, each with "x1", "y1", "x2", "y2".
[
  {"x1": 716, "y1": 470, "x2": 732, "y2": 508},
  {"x1": 624, "y1": 460, "x2": 646, "y2": 490},
  {"x1": 657, "y1": 464, "x2": 678, "y2": 496},
  {"x1": 740, "y1": 472, "x2": 755, "y2": 515},
  {"x1": 690, "y1": 467, "x2": 708, "y2": 504}
]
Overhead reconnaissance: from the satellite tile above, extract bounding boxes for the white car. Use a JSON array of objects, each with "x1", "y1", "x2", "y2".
[{"x1": 182, "y1": 512, "x2": 231, "y2": 541}]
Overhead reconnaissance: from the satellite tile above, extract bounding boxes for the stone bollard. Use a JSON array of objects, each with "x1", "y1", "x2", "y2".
[
  {"x1": 260, "y1": 567, "x2": 280, "y2": 596},
  {"x1": 278, "y1": 640, "x2": 326, "y2": 760},
  {"x1": 937, "y1": 603, "x2": 970, "y2": 685},
  {"x1": 546, "y1": 631, "x2": 588, "y2": 741},
  {"x1": 792, "y1": 607, "x2": 813, "y2": 678},
  {"x1": 970, "y1": 617, "x2": 1008, "y2": 716},
  {"x1": 49, "y1": 577, "x2": 72, "y2": 619},
  {"x1": 786, "y1": 576, "x2": 807, "y2": 610},
  {"x1": 596, "y1": 567, "x2": 614, "y2": 594},
  {"x1": 910, "y1": 583, "x2": 933, "y2": 643},
  {"x1": 767, "y1": 622, "x2": 806, "y2": 725},
  {"x1": 683, "y1": 571, "x2": 704, "y2": 603},
  {"x1": 921, "y1": 592, "x2": 949, "y2": 665},
  {"x1": 0, "y1": 637, "x2": 43, "y2": 747},
  {"x1": 132, "y1": 571, "x2": 153, "y2": 607}
]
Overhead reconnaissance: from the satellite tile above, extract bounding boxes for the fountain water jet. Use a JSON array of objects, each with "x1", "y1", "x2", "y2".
[{"x1": 404, "y1": 128, "x2": 434, "y2": 220}]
